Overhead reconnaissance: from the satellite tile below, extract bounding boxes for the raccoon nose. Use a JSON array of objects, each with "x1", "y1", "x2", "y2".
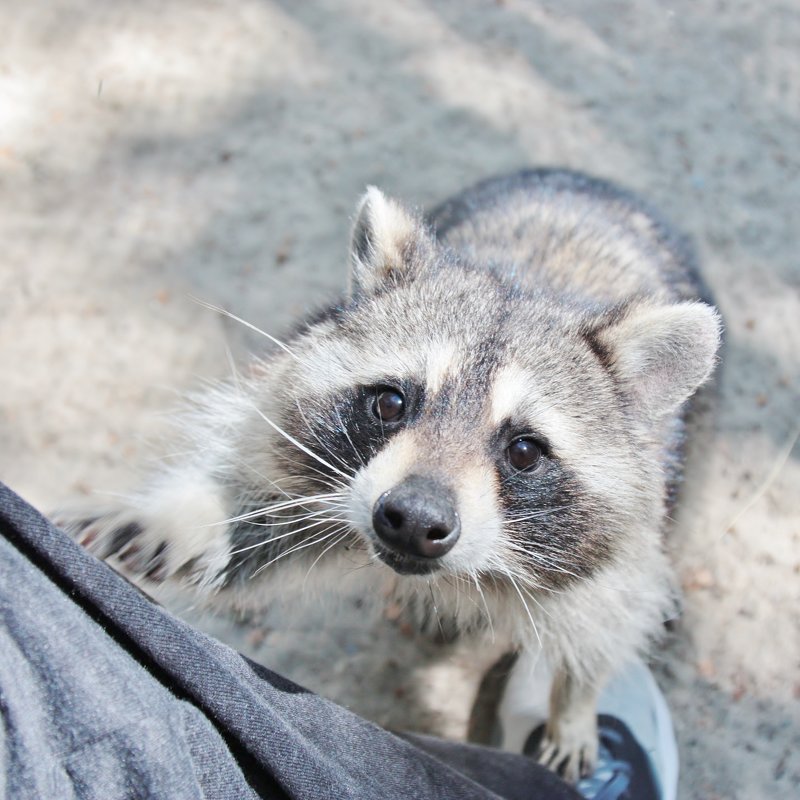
[{"x1": 372, "y1": 475, "x2": 460, "y2": 560}]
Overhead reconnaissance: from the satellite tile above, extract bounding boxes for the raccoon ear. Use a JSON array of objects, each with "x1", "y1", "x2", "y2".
[
  {"x1": 348, "y1": 186, "x2": 421, "y2": 295},
  {"x1": 590, "y1": 302, "x2": 722, "y2": 420}
]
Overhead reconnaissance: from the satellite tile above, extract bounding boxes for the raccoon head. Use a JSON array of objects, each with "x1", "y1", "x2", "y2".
[{"x1": 276, "y1": 188, "x2": 721, "y2": 589}]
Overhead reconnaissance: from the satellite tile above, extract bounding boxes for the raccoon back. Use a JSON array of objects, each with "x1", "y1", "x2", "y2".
[{"x1": 428, "y1": 169, "x2": 704, "y2": 307}]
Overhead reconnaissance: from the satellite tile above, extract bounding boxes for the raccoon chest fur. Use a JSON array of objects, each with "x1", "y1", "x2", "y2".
[{"x1": 59, "y1": 169, "x2": 721, "y2": 782}]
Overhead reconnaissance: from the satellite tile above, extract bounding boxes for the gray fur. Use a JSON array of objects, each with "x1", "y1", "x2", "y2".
[{"x1": 54, "y1": 169, "x2": 721, "y2": 783}]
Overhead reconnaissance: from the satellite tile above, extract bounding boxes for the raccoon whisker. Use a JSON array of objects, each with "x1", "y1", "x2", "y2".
[
  {"x1": 223, "y1": 338, "x2": 242, "y2": 393},
  {"x1": 446, "y1": 572, "x2": 487, "y2": 631},
  {"x1": 250, "y1": 494, "x2": 347, "y2": 517},
  {"x1": 298, "y1": 468, "x2": 351, "y2": 495},
  {"x1": 496, "y1": 458, "x2": 549, "y2": 489},
  {"x1": 454, "y1": 573, "x2": 466, "y2": 616},
  {"x1": 250, "y1": 527, "x2": 348, "y2": 577},
  {"x1": 333, "y1": 407, "x2": 366, "y2": 469},
  {"x1": 247, "y1": 506, "x2": 348, "y2": 525},
  {"x1": 233, "y1": 459, "x2": 299, "y2": 498},
  {"x1": 290, "y1": 476, "x2": 349, "y2": 495},
  {"x1": 250, "y1": 403, "x2": 354, "y2": 482},
  {"x1": 483, "y1": 570, "x2": 504, "y2": 604},
  {"x1": 191, "y1": 297, "x2": 308, "y2": 366},
  {"x1": 426, "y1": 580, "x2": 447, "y2": 640},
  {"x1": 501, "y1": 536, "x2": 571, "y2": 563},
  {"x1": 501, "y1": 545, "x2": 579, "y2": 584},
  {"x1": 210, "y1": 493, "x2": 346, "y2": 526},
  {"x1": 273, "y1": 449, "x2": 352, "y2": 492},
  {"x1": 506, "y1": 544, "x2": 667, "y2": 598},
  {"x1": 455, "y1": 573, "x2": 482, "y2": 624},
  {"x1": 317, "y1": 469, "x2": 351, "y2": 488},
  {"x1": 239, "y1": 483, "x2": 345, "y2": 504},
  {"x1": 281, "y1": 456, "x2": 353, "y2": 494},
  {"x1": 512, "y1": 578, "x2": 556, "y2": 621},
  {"x1": 501, "y1": 567, "x2": 543, "y2": 651},
  {"x1": 295, "y1": 400, "x2": 356, "y2": 476},
  {"x1": 233, "y1": 492, "x2": 345, "y2": 517},
  {"x1": 342, "y1": 558, "x2": 377, "y2": 577},
  {"x1": 228, "y1": 516, "x2": 350, "y2": 556},
  {"x1": 333, "y1": 529, "x2": 364, "y2": 563},
  {"x1": 242, "y1": 507, "x2": 348, "y2": 528},
  {"x1": 229, "y1": 451, "x2": 348, "y2": 501},
  {"x1": 302, "y1": 529, "x2": 352, "y2": 589},
  {"x1": 247, "y1": 529, "x2": 346, "y2": 575},
  {"x1": 247, "y1": 510, "x2": 348, "y2": 535},
  {"x1": 231, "y1": 503, "x2": 334, "y2": 524},
  {"x1": 228, "y1": 475, "x2": 342, "y2": 534},
  {"x1": 504, "y1": 505, "x2": 571, "y2": 524},
  {"x1": 505, "y1": 505, "x2": 571, "y2": 521},
  {"x1": 469, "y1": 572, "x2": 496, "y2": 641},
  {"x1": 373, "y1": 387, "x2": 386, "y2": 443},
  {"x1": 523, "y1": 547, "x2": 599, "y2": 580},
  {"x1": 441, "y1": 573, "x2": 462, "y2": 619},
  {"x1": 502, "y1": 549, "x2": 569, "y2": 577},
  {"x1": 495, "y1": 552, "x2": 560, "y2": 595}
]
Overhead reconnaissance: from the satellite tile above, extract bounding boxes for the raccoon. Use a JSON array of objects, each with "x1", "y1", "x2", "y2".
[{"x1": 56, "y1": 169, "x2": 721, "y2": 782}]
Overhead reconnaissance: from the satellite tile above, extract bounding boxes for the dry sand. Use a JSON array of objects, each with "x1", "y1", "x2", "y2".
[{"x1": 1, "y1": 1, "x2": 798, "y2": 797}]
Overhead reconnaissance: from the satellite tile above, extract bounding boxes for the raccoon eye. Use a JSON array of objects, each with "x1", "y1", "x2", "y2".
[
  {"x1": 507, "y1": 437, "x2": 542, "y2": 472},
  {"x1": 372, "y1": 388, "x2": 405, "y2": 422}
]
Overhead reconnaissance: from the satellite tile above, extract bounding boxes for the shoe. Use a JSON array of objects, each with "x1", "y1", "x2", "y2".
[{"x1": 496, "y1": 653, "x2": 678, "y2": 800}]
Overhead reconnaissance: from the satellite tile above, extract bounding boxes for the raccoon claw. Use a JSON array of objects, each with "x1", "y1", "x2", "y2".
[
  {"x1": 117, "y1": 537, "x2": 170, "y2": 582},
  {"x1": 536, "y1": 731, "x2": 597, "y2": 783},
  {"x1": 53, "y1": 510, "x2": 174, "y2": 582}
]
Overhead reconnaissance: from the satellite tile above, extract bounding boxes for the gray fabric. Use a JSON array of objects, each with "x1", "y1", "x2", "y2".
[
  {"x1": 0, "y1": 483, "x2": 580, "y2": 799},
  {"x1": 0, "y1": 523, "x2": 261, "y2": 800}
]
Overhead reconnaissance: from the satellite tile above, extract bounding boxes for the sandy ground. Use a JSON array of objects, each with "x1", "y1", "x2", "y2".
[{"x1": 1, "y1": 1, "x2": 799, "y2": 797}]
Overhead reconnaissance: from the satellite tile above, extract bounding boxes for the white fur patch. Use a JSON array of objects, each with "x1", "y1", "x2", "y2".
[
  {"x1": 444, "y1": 462, "x2": 503, "y2": 574},
  {"x1": 490, "y1": 363, "x2": 533, "y2": 427},
  {"x1": 425, "y1": 340, "x2": 459, "y2": 394}
]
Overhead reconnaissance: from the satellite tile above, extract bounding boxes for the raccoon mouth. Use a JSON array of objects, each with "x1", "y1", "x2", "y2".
[{"x1": 373, "y1": 545, "x2": 443, "y2": 576}]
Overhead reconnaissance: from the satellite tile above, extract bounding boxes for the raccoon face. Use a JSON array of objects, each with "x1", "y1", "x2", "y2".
[{"x1": 275, "y1": 188, "x2": 721, "y2": 588}]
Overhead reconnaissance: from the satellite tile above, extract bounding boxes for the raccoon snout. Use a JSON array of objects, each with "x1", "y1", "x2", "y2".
[{"x1": 372, "y1": 475, "x2": 460, "y2": 560}]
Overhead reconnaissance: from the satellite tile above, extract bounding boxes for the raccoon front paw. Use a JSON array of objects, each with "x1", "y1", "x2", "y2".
[
  {"x1": 53, "y1": 506, "x2": 230, "y2": 586},
  {"x1": 536, "y1": 720, "x2": 598, "y2": 783}
]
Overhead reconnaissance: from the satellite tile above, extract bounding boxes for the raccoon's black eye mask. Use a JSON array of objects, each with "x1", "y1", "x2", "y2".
[{"x1": 295, "y1": 380, "x2": 553, "y2": 484}]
